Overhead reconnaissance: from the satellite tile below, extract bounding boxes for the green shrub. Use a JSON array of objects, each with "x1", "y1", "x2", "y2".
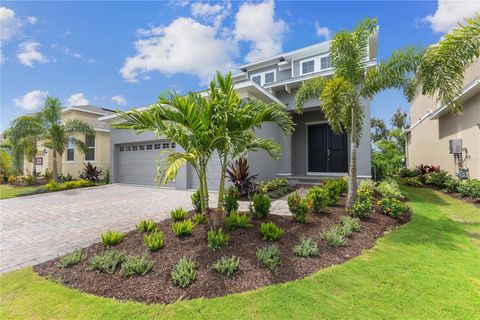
[
  {"x1": 256, "y1": 178, "x2": 288, "y2": 194},
  {"x1": 266, "y1": 185, "x2": 296, "y2": 199},
  {"x1": 213, "y1": 255, "x2": 239, "y2": 276},
  {"x1": 171, "y1": 257, "x2": 197, "y2": 288},
  {"x1": 101, "y1": 230, "x2": 126, "y2": 248},
  {"x1": 287, "y1": 193, "x2": 308, "y2": 223},
  {"x1": 172, "y1": 219, "x2": 194, "y2": 237},
  {"x1": 256, "y1": 245, "x2": 280, "y2": 274},
  {"x1": 339, "y1": 216, "x2": 361, "y2": 233},
  {"x1": 377, "y1": 197, "x2": 409, "y2": 217},
  {"x1": 252, "y1": 193, "x2": 271, "y2": 219},
  {"x1": 377, "y1": 180, "x2": 404, "y2": 200},
  {"x1": 46, "y1": 180, "x2": 61, "y2": 191},
  {"x1": 399, "y1": 167, "x2": 420, "y2": 178},
  {"x1": 305, "y1": 187, "x2": 329, "y2": 213},
  {"x1": 443, "y1": 177, "x2": 460, "y2": 193},
  {"x1": 224, "y1": 211, "x2": 252, "y2": 230},
  {"x1": 406, "y1": 177, "x2": 423, "y2": 187},
  {"x1": 347, "y1": 187, "x2": 374, "y2": 218},
  {"x1": 359, "y1": 179, "x2": 376, "y2": 194},
  {"x1": 121, "y1": 254, "x2": 154, "y2": 277},
  {"x1": 425, "y1": 170, "x2": 451, "y2": 188},
  {"x1": 143, "y1": 231, "x2": 165, "y2": 251},
  {"x1": 293, "y1": 238, "x2": 318, "y2": 257},
  {"x1": 63, "y1": 179, "x2": 92, "y2": 189},
  {"x1": 223, "y1": 186, "x2": 239, "y2": 213},
  {"x1": 321, "y1": 225, "x2": 346, "y2": 247},
  {"x1": 136, "y1": 220, "x2": 158, "y2": 233},
  {"x1": 457, "y1": 179, "x2": 480, "y2": 199},
  {"x1": 260, "y1": 222, "x2": 284, "y2": 241},
  {"x1": 58, "y1": 249, "x2": 84, "y2": 268},
  {"x1": 207, "y1": 228, "x2": 230, "y2": 250},
  {"x1": 170, "y1": 207, "x2": 187, "y2": 221},
  {"x1": 191, "y1": 189, "x2": 202, "y2": 213},
  {"x1": 88, "y1": 250, "x2": 126, "y2": 274},
  {"x1": 193, "y1": 213, "x2": 207, "y2": 225},
  {"x1": 322, "y1": 178, "x2": 348, "y2": 205}
]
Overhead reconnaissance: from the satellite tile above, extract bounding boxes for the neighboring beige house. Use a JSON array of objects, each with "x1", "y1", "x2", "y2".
[
  {"x1": 405, "y1": 58, "x2": 480, "y2": 179},
  {"x1": 25, "y1": 105, "x2": 114, "y2": 178}
]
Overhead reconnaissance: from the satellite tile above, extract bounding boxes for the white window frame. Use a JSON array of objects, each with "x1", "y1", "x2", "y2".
[
  {"x1": 299, "y1": 53, "x2": 333, "y2": 76},
  {"x1": 85, "y1": 134, "x2": 95, "y2": 161},
  {"x1": 300, "y1": 59, "x2": 315, "y2": 75},
  {"x1": 250, "y1": 69, "x2": 276, "y2": 86},
  {"x1": 66, "y1": 136, "x2": 75, "y2": 161}
]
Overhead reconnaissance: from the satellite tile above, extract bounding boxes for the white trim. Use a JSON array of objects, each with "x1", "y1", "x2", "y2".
[
  {"x1": 299, "y1": 53, "x2": 333, "y2": 76},
  {"x1": 250, "y1": 69, "x2": 277, "y2": 86},
  {"x1": 94, "y1": 128, "x2": 110, "y2": 132},
  {"x1": 234, "y1": 80, "x2": 287, "y2": 108},
  {"x1": 307, "y1": 172, "x2": 348, "y2": 176},
  {"x1": 299, "y1": 58, "x2": 315, "y2": 76},
  {"x1": 62, "y1": 107, "x2": 110, "y2": 116}
]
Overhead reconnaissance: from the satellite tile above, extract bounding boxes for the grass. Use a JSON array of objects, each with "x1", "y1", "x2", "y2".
[
  {"x1": 0, "y1": 184, "x2": 47, "y2": 199},
  {"x1": 0, "y1": 186, "x2": 479, "y2": 319}
]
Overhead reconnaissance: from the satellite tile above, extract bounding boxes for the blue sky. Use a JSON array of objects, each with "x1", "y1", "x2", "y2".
[{"x1": 1, "y1": 0, "x2": 478, "y2": 130}]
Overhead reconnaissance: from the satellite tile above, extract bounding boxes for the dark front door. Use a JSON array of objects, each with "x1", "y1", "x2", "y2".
[{"x1": 308, "y1": 123, "x2": 348, "y2": 173}]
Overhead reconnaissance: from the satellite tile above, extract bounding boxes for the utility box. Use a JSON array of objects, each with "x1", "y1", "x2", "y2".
[{"x1": 449, "y1": 139, "x2": 462, "y2": 154}]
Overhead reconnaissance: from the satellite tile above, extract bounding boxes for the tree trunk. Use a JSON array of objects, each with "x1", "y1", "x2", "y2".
[
  {"x1": 52, "y1": 149, "x2": 59, "y2": 182},
  {"x1": 215, "y1": 153, "x2": 228, "y2": 228},
  {"x1": 31, "y1": 160, "x2": 37, "y2": 184},
  {"x1": 346, "y1": 109, "x2": 358, "y2": 208},
  {"x1": 200, "y1": 168, "x2": 209, "y2": 214}
]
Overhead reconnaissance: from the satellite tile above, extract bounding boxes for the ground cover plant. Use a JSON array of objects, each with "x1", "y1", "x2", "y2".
[
  {"x1": 136, "y1": 220, "x2": 158, "y2": 233},
  {"x1": 87, "y1": 250, "x2": 126, "y2": 274},
  {"x1": 57, "y1": 249, "x2": 84, "y2": 268},
  {"x1": 101, "y1": 231, "x2": 126, "y2": 248},
  {"x1": 260, "y1": 222, "x2": 284, "y2": 241},
  {"x1": 224, "y1": 211, "x2": 252, "y2": 230},
  {"x1": 256, "y1": 244, "x2": 280, "y2": 274},
  {"x1": 171, "y1": 208, "x2": 187, "y2": 221},
  {"x1": 293, "y1": 238, "x2": 318, "y2": 257},
  {"x1": 143, "y1": 231, "x2": 165, "y2": 251},
  {"x1": 121, "y1": 254, "x2": 154, "y2": 277},
  {"x1": 207, "y1": 228, "x2": 230, "y2": 250},
  {"x1": 213, "y1": 256, "x2": 240, "y2": 276},
  {"x1": 172, "y1": 219, "x2": 194, "y2": 237},
  {"x1": 171, "y1": 257, "x2": 197, "y2": 288}
]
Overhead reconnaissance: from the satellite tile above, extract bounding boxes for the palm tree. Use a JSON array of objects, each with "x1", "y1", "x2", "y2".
[
  {"x1": 416, "y1": 15, "x2": 480, "y2": 114},
  {"x1": 296, "y1": 18, "x2": 422, "y2": 208},
  {"x1": 116, "y1": 91, "x2": 218, "y2": 215},
  {"x1": 208, "y1": 72, "x2": 294, "y2": 224},
  {"x1": 40, "y1": 97, "x2": 95, "y2": 181}
]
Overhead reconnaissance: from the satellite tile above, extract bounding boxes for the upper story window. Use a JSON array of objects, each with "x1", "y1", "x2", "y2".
[
  {"x1": 85, "y1": 134, "x2": 95, "y2": 161},
  {"x1": 67, "y1": 137, "x2": 75, "y2": 161},
  {"x1": 252, "y1": 75, "x2": 261, "y2": 85},
  {"x1": 264, "y1": 72, "x2": 275, "y2": 84},
  {"x1": 301, "y1": 60, "x2": 315, "y2": 74},
  {"x1": 250, "y1": 69, "x2": 276, "y2": 86},
  {"x1": 320, "y1": 56, "x2": 332, "y2": 70}
]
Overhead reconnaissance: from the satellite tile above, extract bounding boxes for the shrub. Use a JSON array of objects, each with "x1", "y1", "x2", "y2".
[
  {"x1": 287, "y1": 193, "x2": 308, "y2": 223},
  {"x1": 226, "y1": 156, "x2": 258, "y2": 196},
  {"x1": 193, "y1": 213, "x2": 207, "y2": 225},
  {"x1": 256, "y1": 245, "x2": 280, "y2": 274},
  {"x1": 171, "y1": 257, "x2": 197, "y2": 288},
  {"x1": 223, "y1": 186, "x2": 239, "y2": 213},
  {"x1": 443, "y1": 177, "x2": 460, "y2": 193},
  {"x1": 425, "y1": 170, "x2": 451, "y2": 188},
  {"x1": 143, "y1": 231, "x2": 165, "y2": 251},
  {"x1": 266, "y1": 185, "x2": 296, "y2": 199},
  {"x1": 172, "y1": 219, "x2": 194, "y2": 237},
  {"x1": 305, "y1": 187, "x2": 329, "y2": 213},
  {"x1": 406, "y1": 177, "x2": 423, "y2": 187},
  {"x1": 46, "y1": 180, "x2": 61, "y2": 191},
  {"x1": 136, "y1": 220, "x2": 158, "y2": 233},
  {"x1": 457, "y1": 179, "x2": 480, "y2": 199},
  {"x1": 58, "y1": 249, "x2": 84, "y2": 268},
  {"x1": 88, "y1": 250, "x2": 126, "y2": 274},
  {"x1": 377, "y1": 197, "x2": 410, "y2": 218},
  {"x1": 122, "y1": 254, "x2": 154, "y2": 277},
  {"x1": 377, "y1": 180, "x2": 404, "y2": 200},
  {"x1": 7, "y1": 175, "x2": 16, "y2": 184},
  {"x1": 347, "y1": 187, "x2": 374, "y2": 218},
  {"x1": 256, "y1": 178, "x2": 288, "y2": 194},
  {"x1": 293, "y1": 238, "x2": 318, "y2": 257},
  {"x1": 252, "y1": 193, "x2": 271, "y2": 219},
  {"x1": 101, "y1": 230, "x2": 126, "y2": 248},
  {"x1": 171, "y1": 207, "x2": 187, "y2": 221},
  {"x1": 191, "y1": 189, "x2": 202, "y2": 213},
  {"x1": 80, "y1": 162, "x2": 103, "y2": 182},
  {"x1": 322, "y1": 178, "x2": 348, "y2": 206},
  {"x1": 339, "y1": 216, "x2": 361, "y2": 233},
  {"x1": 260, "y1": 222, "x2": 284, "y2": 241},
  {"x1": 207, "y1": 228, "x2": 230, "y2": 250},
  {"x1": 399, "y1": 167, "x2": 420, "y2": 178},
  {"x1": 359, "y1": 179, "x2": 376, "y2": 194},
  {"x1": 224, "y1": 211, "x2": 252, "y2": 230},
  {"x1": 213, "y1": 255, "x2": 240, "y2": 276},
  {"x1": 320, "y1": 225, "x2": 346, "y2": 247},
  {"x1": 416, "y1": 164, "x2": 440, "y2": 176}
]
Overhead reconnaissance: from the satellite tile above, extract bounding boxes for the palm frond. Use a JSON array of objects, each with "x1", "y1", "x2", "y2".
[
  {"x1": 294, "y1": 77, "x2": 326, "y2": 112},
  {"x1": 64, "y1": 119, "x2": 95, "y2": 135},
  {"x1": 157, "y1": 150, "x2": 198, "y2": 185}
]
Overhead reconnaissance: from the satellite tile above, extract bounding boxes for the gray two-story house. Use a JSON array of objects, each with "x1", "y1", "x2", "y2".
[{"x1": 101, "y1": 32, "x2": 378, "y2": 190}]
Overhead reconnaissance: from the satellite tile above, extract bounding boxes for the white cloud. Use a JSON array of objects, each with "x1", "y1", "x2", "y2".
[
  {"x1": 67, "y1": 93, "x2": 89, "y2": 106},
  {"x1": 424, "y1": 0, "x2": 480, "y2": 33},
  {"x1": 17, "y1": 41, "x2": 49, "y2": 67},
  {"x1": 111, "y1": 95, "x2": 127, "y2": 106},
  {"x1": 26, "y1": 16, "x2": 37, "y2": 25},
  {"x1": 315, "y1": 21, "x2": 331, "y2": 40},
  {"x1": 234, "y1": 0, "x2": 287, "y2": 63},
  {"x1": 0, "y1": 7, "x2": 21, "y2": 41},
  {"x1": 191, "y1": 2, "x2": 230, "y2": 30},
  {"x1": 13, "y1": 90, "x2": 48, "y2": 111},
  {"x1": 63, "y1": 47, "x2": 82, "y2": 59},
  {"x1": 121, "y1": 17, "x2": 237, "y2": 84}
]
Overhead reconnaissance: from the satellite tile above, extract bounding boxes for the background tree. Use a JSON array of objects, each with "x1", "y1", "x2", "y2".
[
  {"x1": 40, "y1": 97, "x2": 95, "y2": 181},
  {"x1": 296, "y1": 17, "x2": 422, "y2": 207},
  {"x1": 370, "y1": 118, "x2": 389, "y2": 142}
]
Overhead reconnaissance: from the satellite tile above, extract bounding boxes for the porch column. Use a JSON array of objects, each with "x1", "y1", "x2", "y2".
[{"x1": 277, "y1": 131, "x2": 292, "y2": 176}]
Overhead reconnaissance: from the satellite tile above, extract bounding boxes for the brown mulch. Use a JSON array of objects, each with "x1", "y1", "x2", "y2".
[{"x1": 34, "y1": 196, "x2": 410, "y2": 305}]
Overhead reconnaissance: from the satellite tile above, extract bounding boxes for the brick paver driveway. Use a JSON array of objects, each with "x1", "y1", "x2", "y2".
[{"x1": 0, "y1": 184, "x2": 198, "y2": 274}]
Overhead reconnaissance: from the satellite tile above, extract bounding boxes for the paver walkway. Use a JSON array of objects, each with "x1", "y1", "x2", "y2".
[{"x1": 0, "y1": 184, "x2": 295, "y2": 274}]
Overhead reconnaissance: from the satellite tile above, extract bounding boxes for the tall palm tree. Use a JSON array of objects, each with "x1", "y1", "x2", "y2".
[
  {"x1": 416, "y1": 15, "x2": 480, "y2": 114},
  {"x1": 296, "y1": 17, "x2": 422, "y2": 208},
  {"x1": 209, "y1": 72, "x2": 294, "y2": 224},
  {"x1": 40, "y1": 97, "x2": 95, "y2": 181}
]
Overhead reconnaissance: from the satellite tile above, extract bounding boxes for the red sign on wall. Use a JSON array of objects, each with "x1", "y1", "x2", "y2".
[{"x1": 35, "y1": 157, "x2": 43, "y2": 165}]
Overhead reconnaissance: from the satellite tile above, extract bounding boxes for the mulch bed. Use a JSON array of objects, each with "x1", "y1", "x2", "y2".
[{"x1": 34, "y1": 195, "x2": 410, "y2": 304}]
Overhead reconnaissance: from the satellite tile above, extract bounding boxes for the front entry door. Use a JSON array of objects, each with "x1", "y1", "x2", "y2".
[{"x1": 308, "y1": 123, "x2": 348, "y2": 173}]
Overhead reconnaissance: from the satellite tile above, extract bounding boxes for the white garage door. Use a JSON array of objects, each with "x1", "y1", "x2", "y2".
[
  {"x1": 190, "y1": 152, "x2": 222, "y2": 191},
  {"x1": 117, "y1": 140, "x2": 176, "y2": 187}
]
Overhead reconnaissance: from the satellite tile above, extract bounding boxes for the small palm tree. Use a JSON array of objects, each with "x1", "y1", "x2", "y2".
[
  {"x1": 40, "y1": 97, "x2": 95, "y2": 181},
  {"x1": 296, "y1": 18, "x2": 422, "y2": 208}
]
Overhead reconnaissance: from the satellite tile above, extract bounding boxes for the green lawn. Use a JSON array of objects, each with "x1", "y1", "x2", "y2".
[
  {"x1": 1, "y1": 187, "x2": 479, "y2": 319},
  {"x1": 0, "y1": 184, "x2": 47, "y2": 200}
]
